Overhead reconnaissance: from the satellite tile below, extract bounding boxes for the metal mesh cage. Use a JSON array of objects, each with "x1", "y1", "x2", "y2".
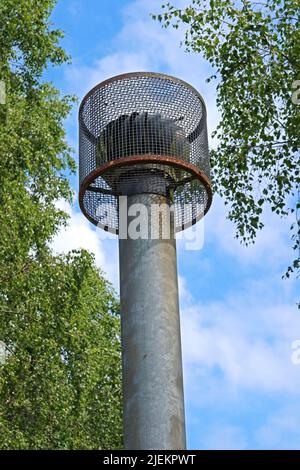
[{"x1": 79, "y1": 72, "x2": 212, "y2": 233}]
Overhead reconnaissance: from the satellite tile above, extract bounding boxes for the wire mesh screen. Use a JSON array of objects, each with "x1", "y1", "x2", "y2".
[{"x1": 79, "y1": 72, "x2": 212, "y2": 233}]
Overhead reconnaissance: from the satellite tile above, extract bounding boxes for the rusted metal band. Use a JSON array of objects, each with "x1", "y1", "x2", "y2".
[{"x1": 79, "y1": 154, "x2": 212, "y2": 233}]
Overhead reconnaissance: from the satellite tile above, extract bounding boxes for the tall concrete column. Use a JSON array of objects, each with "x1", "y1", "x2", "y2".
[
  {"x1": 79, "y1": 71, "x2": 212, "y2": 451},
  {"x1": 119, "y1": 191, "x2": 186, "y2": 450}
]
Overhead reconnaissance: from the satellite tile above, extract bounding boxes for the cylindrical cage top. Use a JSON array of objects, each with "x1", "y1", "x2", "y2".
[{"x1": 79, "y1": 72, "x2": 212, "y2": 233}]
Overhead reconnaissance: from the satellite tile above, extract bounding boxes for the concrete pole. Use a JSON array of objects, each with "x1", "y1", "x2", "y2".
[{"x1": 118, "y1": 190, "x2": 186, "y2": 450}]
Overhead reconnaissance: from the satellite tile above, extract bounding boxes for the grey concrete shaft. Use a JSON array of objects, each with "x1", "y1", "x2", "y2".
[{"x1": 119, "y1": 192, "x2": 186, "y2": 450}]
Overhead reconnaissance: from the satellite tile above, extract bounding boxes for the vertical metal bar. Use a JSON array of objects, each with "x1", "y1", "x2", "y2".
[{"x1": 119, "y1": 192, "x2": 186, "y2": 450}]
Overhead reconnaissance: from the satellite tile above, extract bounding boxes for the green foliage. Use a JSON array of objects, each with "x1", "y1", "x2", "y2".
[
  {"x1": 153, "y1": 0, "x2": 300, "y2": 289},
  {"x1": 0, "y1": 251, "x2": 123, "y2": 449},
  {"x1": 0, "y1": 0, "x2": 69, "y2": 88},
  {"x1": 0, "y1": 0, "x2": 123, "y2": 448}
]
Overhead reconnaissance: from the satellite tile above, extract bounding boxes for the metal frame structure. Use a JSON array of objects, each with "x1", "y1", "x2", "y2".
[{"x1": 79, "y1": 72, "x2": 212, "y2": 234}]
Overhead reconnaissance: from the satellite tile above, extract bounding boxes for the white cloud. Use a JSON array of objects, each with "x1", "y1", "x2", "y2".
[
  {"x1": 179, "y1": 269, "x2": 300, "y2": 448},
  {"x1": 66, "y1": 52, "x2": 152, "y2": 100},
  {"x1": 200, "y1": 424, "x2": 248, "y2": 450},
  {"x1": 182, "y1": 298, "x2": 300, "y2": 393},
  {"x1": 204, "y1": 195, "x2": 295, "y2": 271},
  {"x1": 256, "y1": 403, "x2": 300, "y2": 449},
  {"x1": 68, "y1": 1, "x2": 82, "y2": 16},
  {"x1": 52, "y1": 199, "x2": 119, "y2": 288},
  {"x1": 181, "y1": 287, "x2": 300, "y2": 396},
  {"x1": 178, "y1": 275, "x2": 193, "y2": 305}
]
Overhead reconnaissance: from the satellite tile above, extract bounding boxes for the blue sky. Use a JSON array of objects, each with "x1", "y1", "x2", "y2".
[{"x1": 49, "y1": 0, "x2": 300, "y2": 449}]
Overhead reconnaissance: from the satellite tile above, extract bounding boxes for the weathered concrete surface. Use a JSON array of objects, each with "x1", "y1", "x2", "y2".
[{"x1": 119, "y1": 192, "x2": 186, "y2": 450}]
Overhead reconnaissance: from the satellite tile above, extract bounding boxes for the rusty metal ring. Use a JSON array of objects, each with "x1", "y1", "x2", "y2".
[{"x1": 79, "y1": 155, "x2": 212, "y2": 234}]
